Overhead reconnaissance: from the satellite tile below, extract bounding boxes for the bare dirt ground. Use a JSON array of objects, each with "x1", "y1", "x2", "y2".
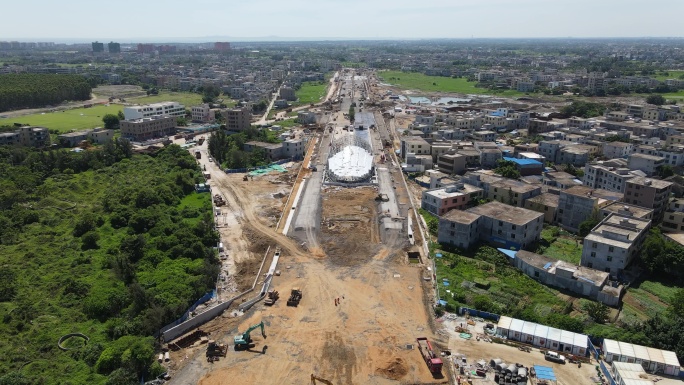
[
  {"x1": 197, "y1": 257, "x2": 444, "y2": 385},
  {"x1": 92, "y1": 84, "x2": 147, "y2": 99},
  {"x1": 319, "y1": 186, "x2": 381, "y2": 266}
]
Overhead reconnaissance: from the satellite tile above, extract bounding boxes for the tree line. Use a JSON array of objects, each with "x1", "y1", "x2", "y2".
[{"x1": 0, "y1": 74, "x2": 92, "y2": 112}]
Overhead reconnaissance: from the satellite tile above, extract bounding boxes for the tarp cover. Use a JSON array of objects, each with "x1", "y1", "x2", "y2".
[{"x1": 533, "y1": 365, "x2": 557, "y2": 381}]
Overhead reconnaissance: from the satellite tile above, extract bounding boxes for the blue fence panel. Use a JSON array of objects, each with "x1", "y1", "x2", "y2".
[
  {"x1": 600, "y1": 361, "x2": 617, "y2": 385},
  {"x1": 158, "y1": 290, "x2": 216, "y2": 333},
  {"x1": 588, "y1": 338, "x2": 603, "y2": 360},
  {"x1": 458, "y1": 307, "x2": 500, "y2": 322}
]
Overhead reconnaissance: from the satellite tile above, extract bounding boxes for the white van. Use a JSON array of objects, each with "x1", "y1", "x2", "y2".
[{"x1": 544, "y1": 351, "x2": 566, "y2": 364}]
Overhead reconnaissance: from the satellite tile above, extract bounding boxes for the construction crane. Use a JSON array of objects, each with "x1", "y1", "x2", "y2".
[
  {"x1": 233, "y1": 321, "x2": 266, "y2": 349},
  {"x1": 310, "y1": 374, "x2": 333, "y2": 385}
]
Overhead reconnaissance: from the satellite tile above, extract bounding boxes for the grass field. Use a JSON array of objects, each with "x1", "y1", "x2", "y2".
[
  {"x1": 378, "y1": 70, "x2": 524, "y2": 97},
  {"x1": 294, "y1": 81, "x2": 328, "y2": 105},
  {"x1": 536, "y1": 226, "x2": 583, "y2": 264},
  {"x1": 653, "y1": 70, "x2": 684, "y2": 81},
  {"x1": 661, "y1": 90, "x2": 684, "y2": 100},
  {"x1": 3, "y1": 104, "x2": 124, "y2": 133},
  {"x1": 127, "y1": 91, "x2": 204, "y2": 107}
]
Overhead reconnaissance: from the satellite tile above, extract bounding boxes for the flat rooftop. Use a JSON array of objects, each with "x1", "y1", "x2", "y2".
[
  {"x1": 515, "y1": 250, "x2": 608, "y2": 286},
  {"x1": 562, "y1": 185, "x2": 624, "y2": 201},
  {"x1": 526, "y1": 192, "x2": 559, "y2": 207},
  {"x1": 441, "y1": 210, "x2": 481, "y2": 224},
  {"x1": 626, "y1": 176, "x2": 673, "y2": 189},
  {"x1": 600, "y1": 202, "x2": 653, "y2": 219},
  {"x1": 467, "y1": 201, "x2": 543, "y2": 226}
]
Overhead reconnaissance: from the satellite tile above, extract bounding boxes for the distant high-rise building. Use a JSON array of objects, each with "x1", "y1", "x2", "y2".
[
  {"x1": 92, "y1": 41, "x2": 104, "y2": 53},
  {"x1": 214, "y1": 42, "x2": 231, "y2": 51},
  {"x1": 108, "y1": 42, "x2": 120, "y2": 53},
  {"x1": 137, "y1": 44, "x2": 154, "y2": 54}
]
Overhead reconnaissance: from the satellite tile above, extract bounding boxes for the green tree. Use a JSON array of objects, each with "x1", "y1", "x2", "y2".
[
  {"x1": 646, "y1": 94, "x2": 666, "y2": 106},
  {"x1": 669, "y1": 289, "x2": 684, "y2": 319},
  {"x1": 585, "y1": 302, "x2": 609, "y2": 323},
  {"x1": 81, "y1": 230, "x2": 100, "y2": 250},
  {"x1": 117, "y1": 110, "x2": 125, "y2": 120},
  {"x1": 578, "y1": 218, "x2": 599, "y2": 237},
  {"x1": 494, "y1": 160, "x2": 520, "y2": 179},
  {"x1": 103, "y1": 114, "x2": 120, "y2": 129},
  {"x1": 176, "y1": 117, "x2": 187, "y2": 126}
]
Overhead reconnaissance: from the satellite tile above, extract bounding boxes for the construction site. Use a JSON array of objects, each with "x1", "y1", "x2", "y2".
[{"x1": 159, "y1": 69, "x2": 601, "y2": 385}]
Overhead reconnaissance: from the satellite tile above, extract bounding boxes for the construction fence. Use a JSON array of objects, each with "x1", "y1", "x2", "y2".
[
  {"x1": 159, "y1": 290, "x2": 216, "y2": 335},
  {"x1": 224, "y1": 157, "x2": 301, "y2": 174},
  {"x1": 458, "y1": 307, "x2": 501, "y2": 322}
]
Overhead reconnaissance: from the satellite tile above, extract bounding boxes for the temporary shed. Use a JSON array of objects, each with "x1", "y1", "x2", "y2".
[
  {"x1": 521, "y1": 321, "x2": 536, "y2": 344},
  {"x1": 611, "y1": 362, "x2": 655, "y2": 385},
  {"x1": 603, "y1": 339, "x2": 681, "y2": 376},
  {"x1": 546, "y1": 327, "x2": 562, "y2": 351},
  {"x1": 560, "y1": 330, "x2": 575, "y2": 354},
  {"x1": 496, "y1": 316, "x2": 513, "y2": 338},
  {"x1": 533, "y1": 324, "x2": 550, "y2": 348},
  {"x1": 509, "y1": 318, "x2": 525, "y2": 340}
]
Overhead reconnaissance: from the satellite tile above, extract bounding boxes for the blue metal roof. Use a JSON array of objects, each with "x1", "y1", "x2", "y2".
[
  {"x1": 503, "y1": 156, "x2": 543, "y2": 166},
  {"x1": 543, "y1": 262, "x2": 552, "y2": 270},
  {"x1": 497, "y1": 248, "x2": 518, "y2": 259},
  {"x1": 533, "y1": 365, "x2": 557, "y2": 381}
]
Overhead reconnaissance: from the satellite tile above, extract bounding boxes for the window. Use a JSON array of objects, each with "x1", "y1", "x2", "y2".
[
  {"x1": 534, "y1": 271, "x2": 539, "y2": 277},
  {"x1": 592, "y1": 242, "x2": 597, "y2": 248},
  {"x1": 511, "y1": 234, "x2": 516, "y2": 239},
  {"x1": 591, "y1": 252, "x2": 596, "y2": 258},
  {"x1": 512, "y1": 225, "x2": 517, "y2": 230},
  {"x1": 588, "y1": 263, "x2": 593, "y2": 268},
  {"x1": 499, "y1": 221, "x2": 503, "y2": 226},
  {"x1": 608, "y1": 246, "x2": 614, "y2": 252},
  {"x1": 607, "y1": 256, "x2": 613, "y2": 262}
]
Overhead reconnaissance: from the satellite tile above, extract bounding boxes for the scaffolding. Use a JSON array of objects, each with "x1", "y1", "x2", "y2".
[{"x1": 326, "y1": 135, "x2": 374, "y2": 183}]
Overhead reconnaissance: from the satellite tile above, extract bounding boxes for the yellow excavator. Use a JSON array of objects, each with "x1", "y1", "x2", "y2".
[{"x1": 310, "y1": 374, "x2": 333, "y2": 385}]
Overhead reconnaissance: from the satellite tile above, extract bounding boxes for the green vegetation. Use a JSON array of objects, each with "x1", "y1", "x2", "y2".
[
  {"x1": 0, "y1": 143, "x2": 218, "y2": 384},
  {"x1": 379, "y1": 70, "x2": 523, "y2": 96},
  {"x1": 494, "y1": 159, "x2": 520, "y2": 179},
  {"x1": 418, "y1": 208, "x2": 438, "y2": 236},
  {"x1": 3, "y1": 104, "x2": 125, "y2": 133},
  {"x1": 0, "y1": 74, "x2": 92, "y2": 112},
  {"x1": 560, "y1": 100, "x2": 607, "y2": 118},
  {"x1": 640, "y1": 229, "x2": 684, "y2": 280},
  {"x1": 653, "y1": 70, "x2": 684, "y2": 81},
  {"x1": 536, "y1": 226, "x2": 583, "y2": 264},
  {"x1": 294, "y1": 81, "x2": 328, "y2": 105},
  {"x1": 661, "y1": 89, "x2": 684, "y2": 101},
  {"x1": 646, "y1": 94, "x2": 666, "y2": 106},
  {"x1": 208, "y1": 126, "x2": 281, "y2": 169},
  {"x1": 127, "y1": 91, "x2": 204, "y2": 107}
]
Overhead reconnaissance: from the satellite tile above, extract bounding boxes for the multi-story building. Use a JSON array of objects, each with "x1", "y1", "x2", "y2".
[
  {"x1": 222, "y1": 107, "x2": 252, "y2": 131},
  {"x1": 282, "y1": 139, "x2": 305, "y2": 159},
  {"x1": 400, "y1": 137, "x2": 431, "y2": 159},
  {"x1": 120, "y1": 116, "x2": 176, "y2": 141},
  {"x1": 479, "y1": 148, "x2": 502, "y2": 168},
  {"x1": 58, "y1": 128, "x2": 114, "y2": 146},
  {"x1": 420, "y1": 182, "x2": 483, "y2": 216},
  {"x1": 243, "y1": 141, "x2": 283, "y2": 161},
  {"x1": 558, "y1": 186, "x2": 624, "y2": 233},
  {"x1": 627, "y1": 153, "x2": 665, "y2": 176},
  {"x1": 124, "y1": 102, "x2": 185, "y2": 120},
  {"x1": 599, "y1": 201, "x2": 653, "y2": 222},
  {"x1": 279, "y1": 87, "x2": 296, "y2": 101},
  {"x1": 662, "y1": 198, "x2": 684, "y2": 232},
  {"x1": 91, "y1": 41, "x2": 104, "y2": 53},
  {"x1": 624, "y1": 176, "x2": 672, "y2": 221},
  {"x1": 468, "y1": 201, "x2": 544, "y2": 250},
  {"x1": 580, "y1": 213, "x2": 650, "y2": 275},
  {"x1": 107, "y1": 42, "x2": 120, "y2": 53},
  {"x1": 488, "y1": 179, "x2": 542, "y2": 207},
  {"x1": 524, "y1": 193, "x2": 559, "y2": 224},
  {"x1": 436, "y1": 152, "x2": 467, "y2": 175},
  {"x1": 583, "y1": 161, "x2": 645, "y2": 193},
  {"x1": 437, "y1": 211, "x2": 482, "y2": 250},
  {"x1": 191, "y1": 104, "x2": 215, "y2": 123},
  {"x1": 602, "y1": 142, "x2": 633, "y2": 159}
]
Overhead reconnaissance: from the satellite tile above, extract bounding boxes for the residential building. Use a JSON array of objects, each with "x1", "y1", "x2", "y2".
[
  {"x1": 488, "y1": 179, "x2": 542, "y2": 207},
  {"x1": 279, "y1": 87, "x2": 296, "y2": 101},
  {"x1": 602, "y1": 141, "x2": 633, "y2": 159},
  {"x1": 524, "y1": 193, "x2": 559, "y2": 224},
  {"x1": 421, "y1": 183, "x2": 483, "y2": 216},
  {"x1": 15, "y1": 126, "x2": 50, "y2": 147},
  {"x1": 120, "y1": 116, "x2": 176, "y2": 141},
  {"x1": 580, "y1": 213, "x2": 650, "y2": 275},
  {"x1": 436, "y1": 152, "x2": 467, "y2": 175},
  {"x1": 58, "y1": 128, "x2": 114, "y2": 146},
  {"x1": 437, "y1": 211, "x2": 481, "y2": 249},
  {"x1": 400, "y1": 137, "x2": 431, "y2": 159},
  {"x1": 0, "y1": 132, "x2": 20, "y2": 146},
  {"x1": 479, "y1": 148, "x2": 502, "y2": 168},
  {"x1": 558, "y1": 186, "x2": 624, "y2": 233},
  {"x1": 282, "y1": 139, "x2": 305, "y2": 159},
  {"x1": 624, "y1": 177, "x2": 673, "y2": 220},
  {"x1": 223, "y1": 107, "x2": 252, "y2": 131},
  {"x1": 662, "y1": 198, "x2": 684, "y2": 232},
  {"x1": 583, "y1": 162, "x2": 645, "y2": 193},
  {"x1": 627, "y1": 153, "x2": 665, "y2": 176},
  {"x1": 542, "y1": 171, "x2": 582, "y2": 190},
  {"x1": 558, "y1": 144, "x2": 597, "y2": 167},
  {"x1": 502, "y1": 157, "x2": 544, "y2": 176},
  {"x1": 91, "y1": 41, "x2": 104, "y2": 53},
  {"x1": 403, "y1": 153, "x2": 434, "y2": 172},
  {"x1": 472, "y1": 130, "x2": 496, "y2": 142},
  {"x1": 124, "y1": 102, "x2": 185, "y2": 120},
  {"x1": 191, "y1": 104, "x2": 215, "y2": 123},
  {"x1": 107, "y1": 42, "x2": 120, "y2": 53},
  {"x1": 599, "y1": 202, "x2": 653, "y2": 222},
  {"x1": 467, "y1": 201, "x2": 544, "y2": 250},
  {"x1": 243, "y1": 141, "x2": 283, "y2": 161},
  {"x1": 512, "y1": 250, "x2": 621, "y2": 307}
]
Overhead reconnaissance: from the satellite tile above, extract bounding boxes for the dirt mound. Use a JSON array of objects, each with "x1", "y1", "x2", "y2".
[{"x1": 375, "y1": 357, "x2": 408, "y2": 380}]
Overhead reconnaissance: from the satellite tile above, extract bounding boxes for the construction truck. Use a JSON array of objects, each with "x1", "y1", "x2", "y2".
[
  {"x1": 234, "y1": 321, "x2": 266, "y2": 350},
  {"x1": 206, "y1": 340, "x2": 227, "y2": 361},
  {"x1": 286, "y1": 288, "x2": 302, "y2": 307},
  {"x1": 213, "y1": 194, "x2": 225, "y2": 206},
  {"x1": 311, "y1": 374, "x2": 333, "y2": 385},
  {"x1": 195, "y1": 150, "x2": 201, "y2": 159},
  {"x1": 264, "y1": 290, "x2": 279, "y2": 306},
  {"x1": 417, "y1": 337, "x2": 443, "y2": 374}
]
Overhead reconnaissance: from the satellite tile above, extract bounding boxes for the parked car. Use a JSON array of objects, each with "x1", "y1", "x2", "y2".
[{"x1": 544, "y1": 351, "x2": 566, "y2": 364}]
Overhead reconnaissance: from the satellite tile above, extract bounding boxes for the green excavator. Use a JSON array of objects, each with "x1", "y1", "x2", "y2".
[{"x1": 233, "y1": 321, "x2": 266, "y2": 350}]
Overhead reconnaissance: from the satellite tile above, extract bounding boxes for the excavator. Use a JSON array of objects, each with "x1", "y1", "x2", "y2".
[
  {"x1": 310, "y1": 374, "x2": 333, "y2": 385},
  {"x1": 233, "y1": 321, "x2": 266, "y2": 350}
]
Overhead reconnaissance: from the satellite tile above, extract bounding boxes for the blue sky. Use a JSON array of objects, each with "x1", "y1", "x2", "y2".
[{"x1": 2, "y1": 0, "x2": 683, "y2": 41}]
